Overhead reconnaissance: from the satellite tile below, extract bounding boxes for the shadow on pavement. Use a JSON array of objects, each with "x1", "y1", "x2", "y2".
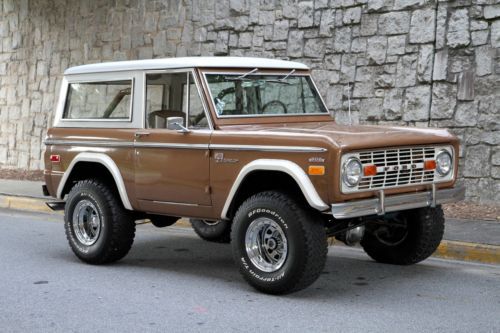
[{"x1": 53, "y1": 227, "x2": 454, "y2": 299}]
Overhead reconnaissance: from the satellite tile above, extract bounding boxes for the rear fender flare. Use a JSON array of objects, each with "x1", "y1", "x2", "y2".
[{"x1": 56, "y1": 152, "x2": 133, "y2": 210}]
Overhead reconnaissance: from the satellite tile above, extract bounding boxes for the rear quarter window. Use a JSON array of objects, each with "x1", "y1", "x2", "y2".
[{"x1": 63, "y1": 80, "x2": 132, "y2": 120}]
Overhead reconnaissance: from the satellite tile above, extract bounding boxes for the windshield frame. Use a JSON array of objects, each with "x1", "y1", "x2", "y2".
[{"x1": 201, "y1": 70, "x2": 330, "y2": 120}]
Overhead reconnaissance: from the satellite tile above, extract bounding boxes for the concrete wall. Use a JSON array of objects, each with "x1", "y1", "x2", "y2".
[{"x1": 0, "y1": 0, "x2": 498, "y2": 202}]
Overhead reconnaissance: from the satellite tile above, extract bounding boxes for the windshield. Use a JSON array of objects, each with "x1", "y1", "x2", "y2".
[{"x1": 205, "y1": 73, "x2": 328, "y2": 117}]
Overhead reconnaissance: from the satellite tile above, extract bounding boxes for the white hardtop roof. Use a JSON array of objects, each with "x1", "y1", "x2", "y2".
[{"x1": 64, "y1": 57, "x2": 309, "y2": 75}]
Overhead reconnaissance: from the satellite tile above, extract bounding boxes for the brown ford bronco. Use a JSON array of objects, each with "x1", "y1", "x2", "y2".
[{"x1": 43, "y1": 57, "x2": 465, "y2": 294}]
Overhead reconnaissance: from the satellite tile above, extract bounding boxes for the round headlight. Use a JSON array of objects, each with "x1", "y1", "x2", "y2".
[
  {"x1": 436, "y1": 150, "x2": 452, "y2": 176},
  {"x1": 343, "y1": 158, "x2": 362, "y2": 187}
]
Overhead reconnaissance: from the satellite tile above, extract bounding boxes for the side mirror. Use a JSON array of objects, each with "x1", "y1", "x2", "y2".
[{"x1": 166, "y1": 117, "x2": 190, "y2": 133}]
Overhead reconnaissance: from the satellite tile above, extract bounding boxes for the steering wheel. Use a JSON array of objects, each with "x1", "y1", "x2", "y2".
[{"x1": 262, "y1": 100, "x2": 288, "y2": 114}]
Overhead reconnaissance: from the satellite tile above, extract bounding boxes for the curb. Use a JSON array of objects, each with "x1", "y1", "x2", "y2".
[
  {"x1": 0, "y1": 195, "x2": 53, "y2": 214},
  {"x1": 1, "y1": 195, "x2": 499, "y2": 265},
  {"x1": 434, "y1": 240, "x2": 500, "y2": 265}
]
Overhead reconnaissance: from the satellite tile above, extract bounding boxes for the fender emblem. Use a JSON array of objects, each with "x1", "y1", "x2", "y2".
[
  {"x1": 308, "y1": 157, "x2": 325, "y2": 163},
  {"x1": 214, "y1": 152, "x2": 239, "y2": 164}
]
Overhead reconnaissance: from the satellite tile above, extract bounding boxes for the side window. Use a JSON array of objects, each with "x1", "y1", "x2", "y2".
[
  {"x1": 63, "y1": 80, "x2": 132, "y2": 120},
  {"x1": 145, "y1": 72, "x2": 209, "y2": 129},
  {"x1": 146, "y1": 73, "x2": 186, "y2": 129}
]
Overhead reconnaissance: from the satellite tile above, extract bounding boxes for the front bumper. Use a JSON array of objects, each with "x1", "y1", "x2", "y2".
[{"x1": 331, "y1": 184, "x2": 465, "y2": 219}]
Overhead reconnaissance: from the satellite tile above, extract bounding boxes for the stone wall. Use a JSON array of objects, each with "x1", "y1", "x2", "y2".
[{"x1": 0, "y1": 0, "x2": 498, "y2": 202}]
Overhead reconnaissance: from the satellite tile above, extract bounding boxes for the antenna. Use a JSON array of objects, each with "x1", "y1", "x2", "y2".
[{"x1": 347, "y1": 82, "x2": 352, "y2": 126}]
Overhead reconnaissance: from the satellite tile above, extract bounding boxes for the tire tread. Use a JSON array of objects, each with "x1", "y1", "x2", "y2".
[
  {"x1": 64, "y1": 179, "x2": 135, "y2": 264},
  {"x1": 361, "y1": 206, "x2": 444, "y2": 265},
  {"x1": 232, "y1": 191, "x2": 327, "y2": 294}
]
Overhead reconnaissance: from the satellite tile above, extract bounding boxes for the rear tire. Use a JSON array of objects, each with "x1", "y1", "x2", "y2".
[
  {"x1": 190, "y1": 219, "x2": 231, "y2": 243},
  {"x1": 231, "y1": 191, "x2": 327, "y2": 294},
  {"x1": 361, "y1": 206, "x2": 445, "y2": 265},
  {"x1": 64, "y1": 179, "x2": 136, "y2": 264}
]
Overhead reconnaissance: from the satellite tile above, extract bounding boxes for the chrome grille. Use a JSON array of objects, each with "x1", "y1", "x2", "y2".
[{"x1": 357, "y1": 147, "x2": 436, "y2": 190}]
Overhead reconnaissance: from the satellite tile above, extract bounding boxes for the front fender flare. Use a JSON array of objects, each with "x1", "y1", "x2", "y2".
[{"x1": 221, "y1": 159, "x2": 329, "y2": 219}]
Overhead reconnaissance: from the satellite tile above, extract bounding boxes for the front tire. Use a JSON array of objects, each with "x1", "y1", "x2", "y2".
[
  {"x1": 64, "y1": 179, "x2": 136, "y2": 264},
  {"x1": 361, "y1": 206, "x2": 445, "y2": 265},
  {"x1": 231, "y1": 191, "x2": 327, "y2": 294}
]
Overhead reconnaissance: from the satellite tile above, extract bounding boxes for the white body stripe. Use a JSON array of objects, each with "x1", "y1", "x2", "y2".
[
  {"x1": 221, "y1": 159, "x2": 329, "y2": 219},
  {"x1": 56, "y1": 153, "x2": 133, "y2": 210}
]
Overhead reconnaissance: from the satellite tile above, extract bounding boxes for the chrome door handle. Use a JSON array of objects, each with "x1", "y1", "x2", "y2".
[{"x1": 134, "y1": 131, "x2": 150, "y2": 138}]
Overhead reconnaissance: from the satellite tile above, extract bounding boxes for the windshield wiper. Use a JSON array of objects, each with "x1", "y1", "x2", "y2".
[
  {"x1": 224, "y1": 68, "x2": 295, "y2": 85},
  {"x1": 225, "y1": 68, "x2": 259, "y2": 81},
  {"x1": 263, "y1": 69, "x2": 295, "y2": 84},
  {"x1": 277, "y1": 69, "x2": 296, "y2": 82},
  {"x1": 259, "y1": 69, "x2": 296, "y2": 85}
]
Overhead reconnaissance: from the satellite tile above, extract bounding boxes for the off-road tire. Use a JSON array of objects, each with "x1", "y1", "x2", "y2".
[
  {"x1": 231, "y1": 191, "x2": 327, "y2": 294},
  {"x1": 361, "y1": 206, "x2": 445, "y2": 265},
  {"x1": 64, "y1": 179, "x2": 136, "y2": 264},
  {"x1": 149, "y1": 215, "x2": 179, "y2": 228},
  {"x1": 190, "y1": 219, "x2": 231, "y2": 243}
]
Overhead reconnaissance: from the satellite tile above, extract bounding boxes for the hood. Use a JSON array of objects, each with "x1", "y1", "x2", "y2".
[{"x1": 219, "y1": 121, "x2": 458, "y2": 151}]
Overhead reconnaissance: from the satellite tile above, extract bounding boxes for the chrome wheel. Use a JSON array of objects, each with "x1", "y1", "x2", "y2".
[
  {"x1": 245, "y1": 217, "x2": 288, "y2": 272},
  {"x1": 72, "y1": 200, "x2": 101, "y2": 246}
]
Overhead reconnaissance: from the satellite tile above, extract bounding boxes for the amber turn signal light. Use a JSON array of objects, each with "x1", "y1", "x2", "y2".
[
  {"x1": 424, "y1": 160, "x2": 436, "y2": 170},
  {"x1": 363, "y1": 165, "x2": 377, "y2": 176},
  {"x1": 308, "y1": 165, "x2": 325, "y2": 176}
]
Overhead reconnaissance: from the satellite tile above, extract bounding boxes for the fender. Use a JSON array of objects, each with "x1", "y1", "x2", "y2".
[
  {"x1": 221, "y1": 159, "x2": 329, "y2": 219},
  {"x1": 56, "y1": 152, "x2": 133, "y2": 210}
]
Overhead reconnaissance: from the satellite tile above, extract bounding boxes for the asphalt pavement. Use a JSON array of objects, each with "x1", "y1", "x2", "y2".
[{"x1": 0, "y1": 209, "x2": 499, "y2": 333}]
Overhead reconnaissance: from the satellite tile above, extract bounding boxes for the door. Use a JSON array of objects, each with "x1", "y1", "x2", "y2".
[{"x1": 135, "y1": 71, "x2": 212, "y2": 213}]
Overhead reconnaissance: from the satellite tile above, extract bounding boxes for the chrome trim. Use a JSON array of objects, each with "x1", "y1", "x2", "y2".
[
  {"x1": 152, "y1": 201, "x2": 200, "y2": 206},
  {"x1": 435, "y1": 149, "x2": 453, "y2": 176},
  {"x1": 342, "y1": 157, "x2": 362, "y2": 187},
  {"x1": 340, "y1": 145, "x2": 455, "y2": 194},
  {"x1": 221, "y1": 159, "x2": 329, "y2": 219},
  {"x1": 331, "y1": 184, "x2": 465, "y2": 219},
  {"x1": 44, "y1": 139, "x2": 325, "y2": 153},
  {"x1": 45, "y1": 139, "x2": 134, "y2": 148},
  {"x1": 308, "y1": 73, "x2": 330, "y2": 115},
  {"x1": 136, "y1": 142, "x2": 208, "y2": 149},
  {"x1": 44, "y1": 139, "x2": 209, "y2": 150},
  {"x1": 210, "y1": 144, "x2": 327, "y2": 153}
]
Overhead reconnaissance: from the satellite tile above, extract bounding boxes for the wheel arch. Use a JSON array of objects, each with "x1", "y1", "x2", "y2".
[
  {"x1": 57, "y1": 153, "x2": 133, "y2": 210},
  {"x1": 221, "y1": 159, "x2": 329, "y2": 220}
]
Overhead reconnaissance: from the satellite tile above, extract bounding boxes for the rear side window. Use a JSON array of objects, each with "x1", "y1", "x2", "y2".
[{"x1": 63, "y1": 80, "x2": 132, "y2": 120}]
